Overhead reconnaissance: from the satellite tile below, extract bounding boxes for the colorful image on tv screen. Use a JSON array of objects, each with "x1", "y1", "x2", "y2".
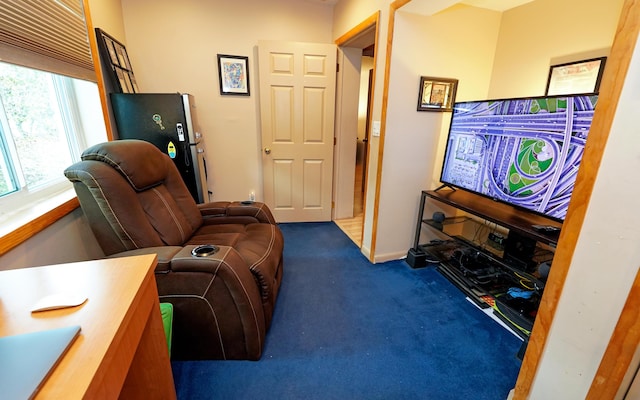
[{"x1": 440, "y1": 95, "x2": 598, "y2": 221}]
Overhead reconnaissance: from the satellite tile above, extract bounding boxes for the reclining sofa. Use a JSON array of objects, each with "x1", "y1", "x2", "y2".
[{"x1": 64, "y1": 140, "x2": 284, "y2": 360}]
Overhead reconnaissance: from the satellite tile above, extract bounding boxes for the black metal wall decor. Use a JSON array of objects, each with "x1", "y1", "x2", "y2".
[{"x1": 95, "y1": 28, "x2": 139, "y2": 93}]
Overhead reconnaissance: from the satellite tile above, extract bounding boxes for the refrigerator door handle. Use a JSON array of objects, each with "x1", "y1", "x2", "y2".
[{"x1": 183, "y1": 142, "x2": 190, "y2": 166}]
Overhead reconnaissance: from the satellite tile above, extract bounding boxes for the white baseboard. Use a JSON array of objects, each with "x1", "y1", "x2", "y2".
[
  {"x1": 467, "y1": 297, "x2": 524, "y2": 341},
  {"x1": 373, "y1": 250, "x2": 408, "y2": 263}
]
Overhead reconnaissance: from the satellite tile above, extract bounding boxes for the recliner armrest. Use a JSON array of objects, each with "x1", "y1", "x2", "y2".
[
  {"x1": 153, "y1": 244, "x2": 267, "y2": 360},
  {"x1": 198, "y1": 201, "x2": 276, "y2": 224},
  {"x1": 106, "y1": 245, "x2": 252, "y2": 275},
  {"x1": 106, "y1": 246, "x2": 183, "y2": 272},
  {"x1": 168, "y1": 245, "x2": 247, "y2": 273}
]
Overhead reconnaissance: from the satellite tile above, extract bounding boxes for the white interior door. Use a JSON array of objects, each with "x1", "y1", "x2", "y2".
[{"x1": 258, "y1": 40, "x2": 337, "y2": 222}]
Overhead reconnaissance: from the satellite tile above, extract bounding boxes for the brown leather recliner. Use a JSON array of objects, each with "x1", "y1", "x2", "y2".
[{"x1": 64, "y1": 139, "x2": 284, "y2": 360}]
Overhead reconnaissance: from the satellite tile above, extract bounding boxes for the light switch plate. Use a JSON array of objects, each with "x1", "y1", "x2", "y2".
[{"x1": 372, "y1": 120, "x2": 381, "y2": 137}]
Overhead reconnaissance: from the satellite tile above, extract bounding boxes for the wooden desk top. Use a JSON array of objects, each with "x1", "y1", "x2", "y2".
[{"x1": 0, "y1": 254, "x2": 170, "y2": 399}]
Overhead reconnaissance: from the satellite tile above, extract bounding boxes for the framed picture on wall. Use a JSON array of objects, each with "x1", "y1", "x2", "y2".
[
  {"x1": 217, "y1": 54, "x2": 250, "y2": 96},
  {"x1": 545, "y1": 57, "x2": 607, "y2": 95},
  {"x1": 417, "y1": 76, "x2": 458, "y2": 112}
]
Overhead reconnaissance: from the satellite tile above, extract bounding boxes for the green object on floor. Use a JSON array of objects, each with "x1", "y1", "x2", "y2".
[{"x1": 160, "y1": 302, "x2": 173, "y2": 357}]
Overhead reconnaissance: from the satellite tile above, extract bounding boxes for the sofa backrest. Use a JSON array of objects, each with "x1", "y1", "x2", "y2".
[{"x1": 64, "y1": 140, "x2": 203, "y2": 255}]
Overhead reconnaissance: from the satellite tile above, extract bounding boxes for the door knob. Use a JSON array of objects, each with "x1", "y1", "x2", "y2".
[{"x1": 264, "y1": 147, "x2": 271, "y2": 154}]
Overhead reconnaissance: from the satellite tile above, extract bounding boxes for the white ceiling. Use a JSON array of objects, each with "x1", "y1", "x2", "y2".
[
  {"x1": 302, "y1": 0, "x2": 534, "y2": 15},
  {"x1": 401, "y1": 0, "x2": 534, "y2": 15},
  {"x1": 300, "y1": 0, "x2": 532, "y2": 12},
  {"x1": 461, "y1": 0, "x2": 534, "y2": 11},
  {"x1": 300, "y1": 0, "x2": 339, "y2": 5}
]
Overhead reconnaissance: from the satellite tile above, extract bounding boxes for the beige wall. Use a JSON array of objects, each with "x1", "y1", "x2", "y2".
[
  {"x1": 0, "y1": 210, "x2": 103, "y2": 270},
  {"x1": 118, "y1": 0, "x2": 334, "y2": 202},
  {"x1": 489, "y1": 0, "x2": 622, "y2": 98},
  {"x1": 373, "y1": 5, "x2": 502, "y2": 260},
  {"x1": 86, "y1": 0, "x2": 126, "y2": 41}
]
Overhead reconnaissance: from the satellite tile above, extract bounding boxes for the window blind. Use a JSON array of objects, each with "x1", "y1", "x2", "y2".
[{"x1": 0, "y1": 0, "x2": 95, "y2": 82}]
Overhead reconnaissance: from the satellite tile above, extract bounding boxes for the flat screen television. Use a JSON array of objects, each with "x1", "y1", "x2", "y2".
[{"x1": 439, "y1": 94, "x2": 598, "y2": 221}]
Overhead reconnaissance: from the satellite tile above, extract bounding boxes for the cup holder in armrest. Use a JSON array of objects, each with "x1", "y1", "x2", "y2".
[{"x1": 191, "y1": 245, "x2": 219, "y2": 257}]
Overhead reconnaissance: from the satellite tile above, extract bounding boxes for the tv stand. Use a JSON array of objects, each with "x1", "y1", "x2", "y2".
[
  {"x1": 434, "y1": 183, "x2": 456, "y2": 192},
  {"x1": 407, "y1": 189, "x2": 560, "y2": 339}
]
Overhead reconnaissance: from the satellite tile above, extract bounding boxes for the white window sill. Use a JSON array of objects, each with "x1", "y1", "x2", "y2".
[{"x1": 0, "y1": 188, "x2": 79, "y2": 256}]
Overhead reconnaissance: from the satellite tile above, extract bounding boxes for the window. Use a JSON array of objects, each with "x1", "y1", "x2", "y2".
[{"x1": 0, "y1": 61, "x2": 107, "y2": 220}]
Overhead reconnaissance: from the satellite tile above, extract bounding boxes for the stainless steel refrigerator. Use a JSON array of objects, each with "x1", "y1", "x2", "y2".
[{"x1": 110, "y1": 93, "x2": 209, "y2": 203}]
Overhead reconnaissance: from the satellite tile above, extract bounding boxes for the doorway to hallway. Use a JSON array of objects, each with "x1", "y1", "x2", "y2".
[
  {"x1": 332, "y1": 15, "x2": 377, "y2": 248},
  {"x1": 334, "y1": 56, "x2": 373, "y2": 246}
]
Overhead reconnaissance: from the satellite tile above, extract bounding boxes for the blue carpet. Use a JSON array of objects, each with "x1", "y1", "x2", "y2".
[{"x1": 172, "y1": 222, "x2": 522, "y2": 399}]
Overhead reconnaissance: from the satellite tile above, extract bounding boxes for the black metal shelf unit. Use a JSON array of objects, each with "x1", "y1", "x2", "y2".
[{"x1": 407, "y1": 189, "x2": 559, "y2": 339}]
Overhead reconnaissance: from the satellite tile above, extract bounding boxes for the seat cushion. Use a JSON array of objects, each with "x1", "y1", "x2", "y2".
[
  {"x1": 187, "y1": 223, "x2": 278, "y2": 262},
  {"x1": 186, "y1": 223, "x2": 284, "y2": 322}
]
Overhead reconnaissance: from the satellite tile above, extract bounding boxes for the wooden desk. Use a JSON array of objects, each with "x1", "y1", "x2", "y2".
[{"x1": 0, "y1": 254, "x2": 176, "y2": 399}]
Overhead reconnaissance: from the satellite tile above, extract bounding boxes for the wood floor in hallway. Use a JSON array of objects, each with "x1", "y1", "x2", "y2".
[
  {"x1": 335, "y1": 161, "x2": 364, "y2": 247},
  {"x1": 334, "y1": 213, "x2": 363, "y2": 247}
]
